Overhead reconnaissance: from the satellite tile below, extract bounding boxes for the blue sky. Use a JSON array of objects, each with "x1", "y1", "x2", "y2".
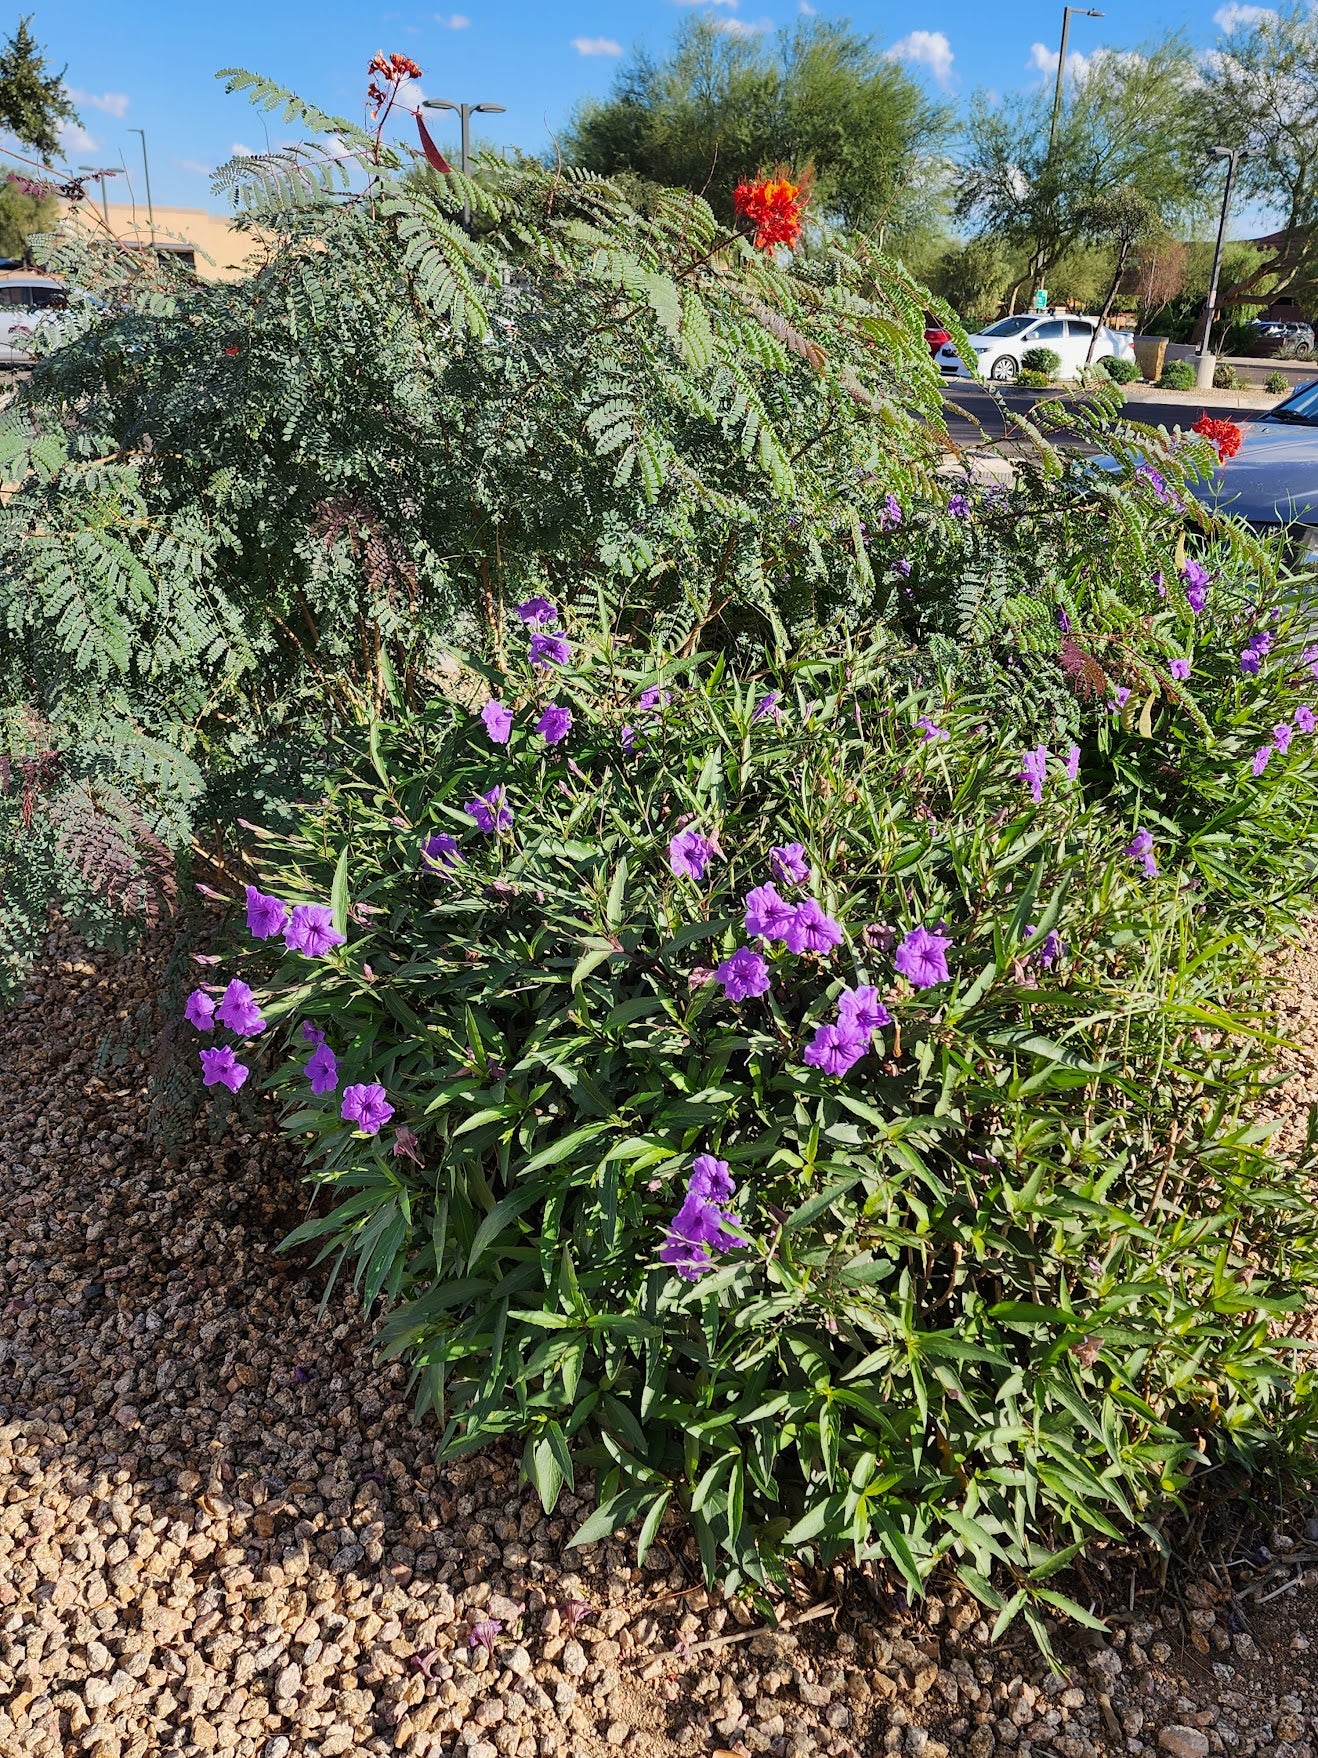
[{"x1": 33, "y1": 0, "x2": 1239, "y2": 210}]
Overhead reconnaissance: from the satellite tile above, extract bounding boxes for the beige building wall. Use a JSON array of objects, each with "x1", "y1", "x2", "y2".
[{"x1": 55, "y1": 200, "x2": 261, "y2": 282}]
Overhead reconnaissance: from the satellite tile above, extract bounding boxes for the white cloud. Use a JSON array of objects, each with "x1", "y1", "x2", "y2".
[
  {"x1": 1213, "y1": 3, "x2": 1273, "y2": 28},
  {"x1": 67, "y1": 88, "x2": 130, "y2": 119},
  {"x1": 436, "y1": 11, "x2": 471, "y2": 25},
  {"x1": 885, "y1": 29, "x2": 955, "y2": 87},
  {"x1": 175, "y1": 157, "x2": 213, "y2": 177},
  {"x1": 716, "y1": 15, "x2": 772, "y2": 34},
  {"x1": 799, "y1": 0, "x2": 816, "y2": 11},
  {"x1": 572, "y1": 36, "x2": 623, "y2": 55},
  {"x1": 676, "y1": 0, "x2": 741, "y2": 7},
  {"x1": 230, "y1": 141, "x2": 257, "y2": 158},
  {"x1": 58, "y1": 118, "x2": 97, "y2": 156},
  {"x1": 1028, "y1": 40, "x2": 1092, "y2": 82}
]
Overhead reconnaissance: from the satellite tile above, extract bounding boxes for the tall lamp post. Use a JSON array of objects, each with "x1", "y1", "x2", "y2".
[
  {"x1": 77, "y1": 164, "x2": 116, "y2": 229},
  {"x1": 1197, "y1": 145, "x2": 1253, "y2": 390},
  {"x1": 128, "y1": 127, "x2": 156, "y2": 248},
  {"x1": 421, "y1": 97, "x2": 505, "y2": 224},
  {"x1": 1027, "y1": 7, "x2": 1103, "y2": 311}
]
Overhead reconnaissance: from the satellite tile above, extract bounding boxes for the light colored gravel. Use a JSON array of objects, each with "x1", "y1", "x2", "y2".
[{"x1": 4, "y1": 928, "x2": 1318, "y2": 1758}]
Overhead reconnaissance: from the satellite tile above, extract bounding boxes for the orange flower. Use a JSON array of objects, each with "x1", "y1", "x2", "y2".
[
  {"x1": 368, "y1": 51, "x2": 423, "y2": 82},
  {"x1": 1192, "y1": 413, "x2": 1243, "y2": 462},
  {"x1": 732, "y1": 168, "x2": 812, "y2": 251}
]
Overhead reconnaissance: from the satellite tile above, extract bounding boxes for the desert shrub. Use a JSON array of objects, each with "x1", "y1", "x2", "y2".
[
  {"x1": 1157, "y1": 360, "x2": 1196, "y2": 390},
  {"x1": 1016, "y1": 368, "x2": 1054, "y2": 389},
  {"x1": 1020, "y1": 345, "x2": 1061, "y2": 377},
  {"x1": 1100, "y1": 355, "x2": 1141, "y2": 385},
  {"x1": 1213, "y1": 361, "x2": 1241, "y2": 389},
  {"x1": 1266, "y1": 371, "x2": 1290, "y2": 395},
  {"x1": 199, "y1": 586, "x2": 1318, "y2": 1637}
]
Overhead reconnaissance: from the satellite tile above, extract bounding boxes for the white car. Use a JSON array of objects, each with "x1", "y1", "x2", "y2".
[
  {"x1": 938, "y1": 312, "x2": 1136, "y2": 383},
  {"x1": 0, "y1": 274, "x2": 69, "y2": 365}
]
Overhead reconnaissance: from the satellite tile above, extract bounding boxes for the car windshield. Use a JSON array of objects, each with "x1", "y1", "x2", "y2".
[
  {"x1": 981, "y1": 315, "x2": 1039, "y2": 338},
  {"x1": 1265, "y1": 381, "x2": 1318, "y2": 425}
]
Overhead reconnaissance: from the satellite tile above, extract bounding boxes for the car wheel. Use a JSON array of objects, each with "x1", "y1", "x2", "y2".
[{"x1": 989, "y1": 354, "x2": 1019, "y2": 383}]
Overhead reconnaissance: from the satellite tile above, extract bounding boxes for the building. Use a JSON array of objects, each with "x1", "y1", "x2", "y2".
[{"x1": 54, "y1": 199, "x2": 261, "y2": 282}]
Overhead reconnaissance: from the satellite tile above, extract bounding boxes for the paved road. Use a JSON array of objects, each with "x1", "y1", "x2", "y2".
[{"x1": 940, "y1": 382, "x2": 1268, "y2": 454}]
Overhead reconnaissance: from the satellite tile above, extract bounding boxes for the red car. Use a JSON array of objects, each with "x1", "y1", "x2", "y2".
[{"x1": 924, "y1": 317, "x2": 951, "y2": 359}]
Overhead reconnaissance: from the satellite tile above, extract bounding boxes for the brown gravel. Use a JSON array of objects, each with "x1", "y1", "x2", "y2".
[{"x1": 4, "y1": 929, "x2": 1318, "y2": 1758}]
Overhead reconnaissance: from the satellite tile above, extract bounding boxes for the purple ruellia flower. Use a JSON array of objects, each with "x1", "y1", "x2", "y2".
[
  {"x1": 535, "y1": 703, "x2": 573, "y2": 745},
  {"x1": 803, "y1": 1021, "x2": 869, "y2": 1077},
  {"x1": 245, "y1": 885, "x2": 289, "y2": 940},
  {"x1": 1019, "y1": 744, "x2": 1048, "y2": 804},
  {"x1": 894, "y1": 925, "x2": 952, "y2": 989},
  {"x1": 305, "y1": 1042, "x2": 339, "y2": 1095},
  {"x1": 1297, "y1": 705, "x2": 1316, "y2": 734},
  {"x1": 744, "y1": 882, "x2": 796, "y2": 941},
  {"x1": 769, "y1": 842, "x2": 810, "y2": 886},
  {"x1": 1252, "y1": 745, "x2": 1272, "y2": 776},
  {"x1": 1064, "y1": 745, "x2": 1080, "y2": 782},
  {"x1": 1306, "y1": 645, "x2": 1318, "y2": 682},
  {"x1": 1112, "y1": 686, "x2": 1131, "y2": 710},
  {"x1": 713, "y1": 947, "x2": 771, "y2": 1001},
  {"x1": 947, "y1": 493, "x2": 970, "y2": 518},
  {"x1": 916, "y1": 715, "x2": 949, "y2": 743},
  {"x1": 1181, "y1": 561, "x2": 1210, "y2": 614},
  {"x1": 481, "y1": 699, "x2": 513, "y2": 744},
  {"x1": 1135, "y1": 463, "x2": 1173, "y2": 505},
  {"x1": 1024, "y1": 924, "x2": 1063, "y2": 968},
  {"x1": 620, "y1": 725, "x2": 638, "y2": 752},
  {"x1": 301, "y1": 1020, "x2": 326, "y2": 1045},
  {"x1": 1274, "y1": 722, "x2": 1294, "y2": 754},
  {"x1": 783, "y1": 898, "x2": 844, "y2": 956},
  {"x1": 285, "y1": 903, "x2": 347, "y2": 958},
  {"x1": 184, "y1": 989, "x2": 216, "y2": 1032},
  {"x1": 668, "y1": 827, "x2": 715, "y2": 880},
  {"x1": 465, "y1": 787, "x2": 513, "y2": 835},
  {"x1": 529, "y1": 631, "x2": 571, "y2": 668},
  {"x1": 199, "y1": 1046, "x2": 248, "y2": 1092},
  {"x1": 1169, "y1": 658, "x2": 1190, "y2": 681},
  {"x1": 752, "y1": 691, "x2": 781, "y2": 723},
  {"x1": 1127, "y1": 829, "x2": 1157, "y2": 877},
  {"x1": 216, "y1": 978, "x2": 265, "y2": 1036},
  {"x1": 638, "y1": 686, "x2": 672, "y2": 713},
  {"x1": 467, "y1": 1619, "x2": 504, "y2": 1656},
  {"x1": 837, "y1": 985, "x2": 892, "y2": 1035},
  {"x1": 515, "y1": 596, "x2": 557, "y2": 626},
  {"x1": 393, "y1": 1125, "x2": 423, "y2": 1164},
  {"x1": 1057, "y1": 607, "x2": 1071, "y2": 635},
  {"x1": 660, "y1": 1157, "x2": 740, "y2": 1280},
  {"x1": 876, "y1": 492, "x2": 902, "y2": 531},
  {"x1": 893, "y1": 558, "x2": 912, "y2": 577},
  {"x1": 422, "y1": 832, "x2": 463, "y2": 873},
  {"x1": 341, "y1": 1083, "x2": 395, "y2": 1135}
]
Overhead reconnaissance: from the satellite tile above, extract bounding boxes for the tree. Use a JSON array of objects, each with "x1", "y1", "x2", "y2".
[
  {"x1": 0, "y1": 180, "x2": 55, "y2": 257},
  {"x1": 563, "y1": 17, "x2": 950, "y2": 242},
  {"x1": 956, "y1": 40, "x2": 1200, "y2": 309},
  {"x1": 0, "y1": 16, "x2": 80, "y2": 164}
]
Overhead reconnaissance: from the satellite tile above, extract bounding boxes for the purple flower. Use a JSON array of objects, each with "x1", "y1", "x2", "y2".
[
  {"x1": 1169, "y1": 658, "x2": 1190, "y2": 681},
  {"x1": 620, "y1": 725, "x2": 640, "y2": 753},
  {"x1": 184, "y1": 989, "x2": 216, "y2": 1032},
  {"x1": 1135, "y1": 463, "x2": 1173, "y2": 505},
  {"x1": 529, "y1": 631, "x2": 571, "y2": 668},
  {"x1": 535, "y1": 703, "x2": 573, "y2": 745},
  {"x1": 468, "y1": 1619, "x2": 504, "y2": 1656},
  {"x1": 803, "y1": 1021, "x2": 869, "y2": 1077},
  {"x1": 638, "y1": 686, "x2": 671, "y2": 713},
  {"x1": 516, "y1": 597, "x2": 557, "y2": 626},
  {"x1": 465, "y1": 787, "x2": 513, "y2": 835},
  {"x1": 1248, "y1": 629, "x2": 1274, "y2": 658},
  {"x1": 284, "y1": 905, "x2": 346, "y2": 960},
  {"x1": 1113, "y1": 686, "x2": 1130, "y2": 709},
  {"x1": 769, "y1": 842, "x2": 810, "y2": 886},
  {"x1": 947, "y1": 493, "x2": 970, "y2": 518},
  {"x1": 713, "y1": 947, "x2": 771, "y2": 1001},
  {"x1": 481, "y1": 699, "x2": 513, "y2": 744},
  {"x1": 422, "y1": 832, "x2": 463, "y2": 873},
  {"x1": 1057, "y1": 608, "x2": 1071, "y2": 635},
  {"x1": 301, "y1": 1020, "x2": 327, "y2": 1045},
  {"x1": 783, "y1": 898, "x2": 844, "y2": 956},
  {"x1": 1252, "y1": 745, "x2": 1272, "y2": 776},
  {"x1": 562, "y1": 1599, "x2": 596, "y2": 1631},
  {"x1": 752, "y1": 691, "x2": 781, "y2": 723},
  {"x1": 744, "y1": 882, "x2": 796, "y2": 941},
  {"x1": 668, "y1": 827, "x2": 715, "y2": 880},
  {"x1": 837, "y1": 985, "x2": 892, "y2": 1035},
  {"x1": 393, "y1": 1125, "x2": 424, "y2": 1165},
  {"x1": 341, "y1": 1083, "x2": 394, "y2": 1135},
  {"x1": 877, "y1": 492, "x2": 902, "y2": 531},
  {"x1": 199, "y1": 1046, "x2": 248, "y2": 1092},
  {"x1": 215, "y1": 978, "x2": 266, "y2": 1036},
  {"x1": 893, "y1": 558, "x2": 912, "y2": 578},
  {"x1": 1127, "y1": 829, "x2": 1157, "y2": 877},
  {"x1": 1181, "y1": 561, "x2": 1210, "y2": 614},
  {"x1": 245, "y1": 885, "x2": 289, "y2": 940},
  {"x1": 1019, "y1": 744, "x2": 1048, "y2": 804},
  {"x1": 1240, "y1": 649, "x2": 1261, "y2": 676},
  {"x1": 894, "y1": 926, "x2": 951, "y2": 989},
  {"x1": 690, "y1": 1154, "x2": 734, "y2": 1203},
  {"x1": 916, "y1": 716, "x2": 949, "y2": 744},
  {"x1": 1024, "y1": 925, "x2": 1063, "y2": 968},
  {"x1": 1274, "y1": 722, "x2": 1294, "y2": 754},
  {"x1": 1064, "y1": 745, "x2": 1080, "y2": 782},
  {"x1": 660, "y1": 1160, "x2": 740, "y2": 1279},
  {"x1": 1297, "y1": 705, "x2": 1316, "y2": 734},
  {"x1": 305, "y1": 1042, "x2": 339, "y2": 1095}
]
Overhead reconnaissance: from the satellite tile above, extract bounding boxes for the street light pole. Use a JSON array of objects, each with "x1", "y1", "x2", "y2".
[
  {"x1": 421, "y1": 98, "x2": 506, "y2": 225},
  {"x1": 128, "y1": 128, "x2": 155, "y2": 248},
  {"x1": 77, "y1": 165, "x2": 113, "y2": 229},
  {"x1": 1197, "y1": 145, "x2": 1252, "y2": 387},
  {"x1": 1025, "y1": 6, "x2": 1102, "y2": 312}
]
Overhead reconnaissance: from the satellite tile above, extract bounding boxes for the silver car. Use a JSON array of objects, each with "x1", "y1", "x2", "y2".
[
  {"x1": 1189, "y1": 378, "x2": 1318, "y2": 562},
  {"x1": 0, "y1": 274, "x2": 68, "y2": 364}
]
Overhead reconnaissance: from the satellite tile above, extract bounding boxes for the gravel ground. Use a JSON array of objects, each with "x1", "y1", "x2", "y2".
[{"x1": 4, "y1": 929, "x2": 1318, "y2": 1758}]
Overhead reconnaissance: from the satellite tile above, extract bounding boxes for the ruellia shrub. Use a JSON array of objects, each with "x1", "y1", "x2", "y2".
[
  {"x1": 1157, "y1": 360, "x2": 1196, "y2": 390},
  {"x1": 188, "y1": 586, "x2": 1318, "y2": 1641},
  {"x1": 1100, "y1": 355, "x2": 1142, "y2": 385},
  {"x1": 1020, "y1": 345, "x2": 1062, "y2": 378}
]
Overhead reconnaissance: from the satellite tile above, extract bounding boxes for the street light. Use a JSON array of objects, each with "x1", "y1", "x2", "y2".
[
  {"x1": 128, "y1": 127, "x2": 155, "y2": 247},
  {"x1": 1197, "y1": 144, "x2": 1253, "y2": 389},
  {"x1": 421, "y1": 98, "x2": 505, "y2": 224},
  {"x1": 1049, "y1": 8, "x2": 1104, "y2": 154},
  {"x1": 77, "y1": 164, "x2": 118, "y2": 229}
]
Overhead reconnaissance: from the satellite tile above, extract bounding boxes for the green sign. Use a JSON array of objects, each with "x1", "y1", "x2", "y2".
[{"x1": 1033, "y1": 288, "x2": 1048, "y2": 310}]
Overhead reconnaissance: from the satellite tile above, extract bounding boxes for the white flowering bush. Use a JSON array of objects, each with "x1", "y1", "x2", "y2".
[{"x1": 186, "y1": 584, "x2": 1318, "y2": 1642}]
